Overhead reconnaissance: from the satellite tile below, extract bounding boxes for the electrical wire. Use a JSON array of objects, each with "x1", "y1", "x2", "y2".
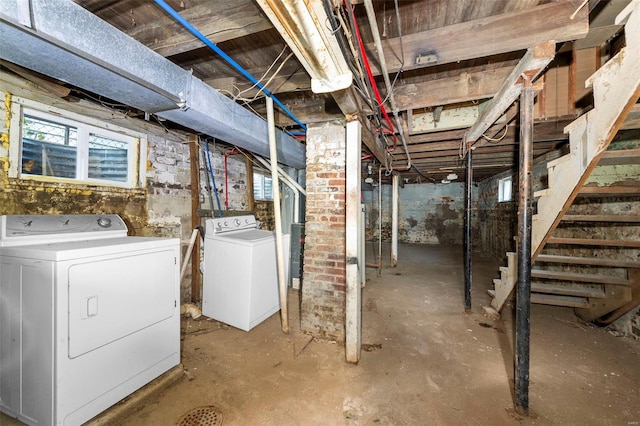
[
  {"x1": 233, "y1": 47, "x2": 292, "y2": 101},
  {"x1": 153, "y1": 0, "x2": 306, "y2": 131},
  {"x1": 363, "y1": 0, "x2": 411, "y2": 171},
  {"x1": 481, "y1": 125, "x2": 510, "y2": 143},
  {"x1": 343, "y1": 0, "x2": 397, "y2": 149}
]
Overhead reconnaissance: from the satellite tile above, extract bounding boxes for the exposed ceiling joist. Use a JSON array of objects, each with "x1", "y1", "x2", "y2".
[
  {"x1": 125, "y1": 0, "x2": 272, "y2": 57},
  {"x1": 366, "y1": 1, "x2": 588, "y2": 75},
  {"x1": 393, "y1": 66, "x2": 514, "y2": 111}
]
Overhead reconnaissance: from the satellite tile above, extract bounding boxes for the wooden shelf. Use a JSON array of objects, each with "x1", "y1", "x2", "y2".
[
  {"x1": 531, "y1": 269, "x2": 629, "y2": 285},
  {"x1": 535, "y1": 254, "x2": 639, "y2": 268}
]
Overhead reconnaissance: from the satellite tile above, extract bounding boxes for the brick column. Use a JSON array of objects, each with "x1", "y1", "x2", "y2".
[{"x1": 301, "y1": 120, "x2": 346, "y2": 341}]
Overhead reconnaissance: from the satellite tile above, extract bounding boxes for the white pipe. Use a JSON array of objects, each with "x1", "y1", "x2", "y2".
[
  {"x1": 267, "y1": 96, "x2": 289, "y2": 334},
  {"x1": 391, "y1": 173, "x2": 399, "y2": 267},
  {"x1": 255, "y1": 156, "x2": 303, "y2": 222},
  {"x1": 363, "y1": 0, "x2": 412, "y2": 170},
  {"x1": 180, "y1": 228, "x2": 200, "y2": 281},
  {"x1": 345, "y1": 120, "x2": 362, "y2": 363},
  {"x1": 257, "y1": 157, "x2": 306, "y2": 195},
  {"x1": 180, "y1": 303, "x2": 202, "y2": 319}
]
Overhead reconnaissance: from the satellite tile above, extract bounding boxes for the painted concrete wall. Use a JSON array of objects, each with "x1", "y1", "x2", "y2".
[{"x1": 363, "y1": 181, "x2": 477, "y2": 245}]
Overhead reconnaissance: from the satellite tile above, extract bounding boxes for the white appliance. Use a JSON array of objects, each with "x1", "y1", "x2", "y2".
[
  {"x1": 0, "y1": 214, "x2": 180, "y2": 426},
  {"x1": 202, "y1": 215, "x2": 289, "y2": 331}
]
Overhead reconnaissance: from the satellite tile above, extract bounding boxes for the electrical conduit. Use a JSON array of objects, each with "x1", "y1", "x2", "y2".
[
  {"x1": 344, "y1": 0, "x2": 397, "y2": 149},
  {"x1": 363, "y1": 0, "x2": 412, "y2": 170}
]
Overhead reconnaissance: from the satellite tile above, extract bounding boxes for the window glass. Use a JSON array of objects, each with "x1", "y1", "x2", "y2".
[
  {"x1": 16, "y1": 105, "x2": 143, "y2": 188},
  {"x1": 253, "y1": 173, "x2": 273, "y2": 200},
  {"x1": 498, "y1": 176, "x2": 512, "y2": 202},
  {"x1": 22, "y1": 115, "x2": 78, "y2": 178},
  {"x1": 88, "y1": 133, "x2": 129, "y2": 182}
]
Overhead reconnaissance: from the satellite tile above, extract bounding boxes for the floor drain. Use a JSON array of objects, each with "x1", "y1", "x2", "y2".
[{"x1": 176, "y1": 405, "x2": 223, "y2": 426}]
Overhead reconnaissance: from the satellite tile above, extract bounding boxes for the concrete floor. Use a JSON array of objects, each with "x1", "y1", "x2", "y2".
[{"x1": 2, "y1": 244, "x2": 639, "y2": 425}]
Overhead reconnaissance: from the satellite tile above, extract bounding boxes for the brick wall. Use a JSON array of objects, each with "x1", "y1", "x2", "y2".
[{"x1": 301, "y1": 120, "x2": 346, "y2": 341}]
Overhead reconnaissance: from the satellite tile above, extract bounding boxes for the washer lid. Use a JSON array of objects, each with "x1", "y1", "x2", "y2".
[{"x1": 213, "y1": 228, "x2": 275, "y2": 243}]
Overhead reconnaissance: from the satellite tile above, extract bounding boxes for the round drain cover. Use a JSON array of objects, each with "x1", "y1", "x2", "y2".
[{"x1": 176, "y1": 405, "x2": 223, "y2": 426}]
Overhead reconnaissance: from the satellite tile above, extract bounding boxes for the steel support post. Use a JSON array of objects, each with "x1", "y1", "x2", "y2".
[
  {"x1": 515, "y1": 76, "x2": 534, "y2": 414},
  {"x1": 464, "y1": 147, "x2": 473, "y2": 311}
]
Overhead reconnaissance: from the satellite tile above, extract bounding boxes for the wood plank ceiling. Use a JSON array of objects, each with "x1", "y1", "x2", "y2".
[{"x1": 65, "y1": 0, "x2": 620, "y2": 182}]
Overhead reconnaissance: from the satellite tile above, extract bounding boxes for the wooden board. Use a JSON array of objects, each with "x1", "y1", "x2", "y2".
[
  {"x1": 535, "y1": 254, "x2": 639, "y2": 268},
  {"x1": 531, "y1": 282, "x2": 606, "y2": 299},
  {"x1": 531, "y1": 269, "x2": 628, "y2": 285},
  {"x1": 531, "y1": 293, "x2": 589, "y2": 307},
  {"x1": 561, "y1": 214, "x2": 640, "y2": 223},
  {"x1": 547, "y1": 237, "x2": 640, "y2": 248}
]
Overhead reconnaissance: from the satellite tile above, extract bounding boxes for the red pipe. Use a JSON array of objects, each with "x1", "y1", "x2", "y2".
[
  {"x1": 345, "y1": 0, "x2": 397, "y2": 149},
  {"x1": 223, "y1": 148, "x2": 242, "y2": 210}
]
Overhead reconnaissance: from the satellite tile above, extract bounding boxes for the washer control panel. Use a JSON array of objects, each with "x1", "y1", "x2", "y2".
[
  {"x1": 0, "y1": 214, "x2": 128, "y2": 246},
  {"x1": 206, "y1": 215, "x2": 257, "y2": 235}
]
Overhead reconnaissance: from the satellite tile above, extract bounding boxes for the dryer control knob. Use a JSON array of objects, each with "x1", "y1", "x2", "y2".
[
  {"x1": 97, "y1": 217, "x2": 112, "y2": 228},
  {"x1": 234, "y1": 219, "x2": 241, "y2": 226}
]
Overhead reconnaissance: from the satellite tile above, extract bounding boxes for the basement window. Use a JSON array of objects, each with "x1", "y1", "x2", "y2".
[
  {"x1": 253, "y1": 173, "x2": 273, "y2": 201},
  {"x1": 10, "y1": 99, "x2": 146, "y2": 188},
  {"x1": 498, "y1": 176, "x2": 512, "y2": 202}
]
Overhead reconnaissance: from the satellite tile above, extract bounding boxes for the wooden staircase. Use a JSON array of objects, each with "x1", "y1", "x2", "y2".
[{"x1": 488, "y1": 2, "x2": 640, "y2": 323}]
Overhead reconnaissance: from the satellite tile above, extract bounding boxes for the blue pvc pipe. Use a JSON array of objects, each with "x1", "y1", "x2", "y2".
[
  {"x1": 205, "y1": 140, "x2": 223, "y2": 218},
  {"x1": 153, "y1": 0, "x2": 307, "y2": 131}
]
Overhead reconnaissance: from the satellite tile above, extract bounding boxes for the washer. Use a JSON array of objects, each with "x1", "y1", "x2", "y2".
[
  {"x1": 202, "y1": 215, "x2": 289, "y2": 331},
  {"x1": 0, "y1": 214, "x2": 180, "y2": 426}
]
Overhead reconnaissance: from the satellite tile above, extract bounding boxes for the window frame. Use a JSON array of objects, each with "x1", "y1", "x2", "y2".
[
  {"x1": 253, "y1": 172, "x2": 273, "y2": 201},
  {"x1": 498, "y1": 176, "x2": 513, "y2": 202},
  {"x1": 9, "y1": 97, "x2": 147, "y2": 189}
]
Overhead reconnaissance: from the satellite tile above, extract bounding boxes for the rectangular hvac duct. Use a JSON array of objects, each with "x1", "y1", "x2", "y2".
[{"x1": 0, "y1": 0, "x2": 305, "y2": 168}]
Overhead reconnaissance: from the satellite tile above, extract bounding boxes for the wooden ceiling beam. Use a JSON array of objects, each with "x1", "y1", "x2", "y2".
[
  {"x1": 367, "y1": 1, "x2": 588, "y2": 75},
  {"x1": 465, "y1": 41, "x2": 556, "y2": 146},
  {"x1": 393, "y1": 66, "x2": 513, "y2": 111},
  {"x1": 127, "y1": 0, "x2": 272, "y2": 57},
  {"x1": 204, "y1": 1, "x2": 587, "y2": 99}
]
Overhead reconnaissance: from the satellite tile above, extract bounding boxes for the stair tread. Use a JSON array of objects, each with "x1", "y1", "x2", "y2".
[
  {"x1": 531, "y1": 282, "x2": 606, "y2": 299},
  {"x1": 598, "y1": 148, "x2": 640, "y2": 166},
  {"x1": 536, "y1": 254, "x2": 639, "y2": 268},
  {"x1": 578, "y1": 185, "x2": 640, "y2": 197},
  {"x1": 531, "y1": 269, "x2": 628, "y2": 285},
  {"x1": 531, "y1": 293, "x2": 589, "y2": 308},
  {"x1": 562, "y1": 214, "x2": 640, "y2": 223},
  {"x1": 547, "y1": 237, "x2": 640, "y2": 248},
  {"x1": 488, "y1": 289, "x2": 496, "y2": 297}
]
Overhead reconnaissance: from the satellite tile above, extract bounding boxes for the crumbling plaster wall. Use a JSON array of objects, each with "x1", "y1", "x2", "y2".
[{"x1": 363, "y1": 182, "x2": 477, "y2": 245}]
